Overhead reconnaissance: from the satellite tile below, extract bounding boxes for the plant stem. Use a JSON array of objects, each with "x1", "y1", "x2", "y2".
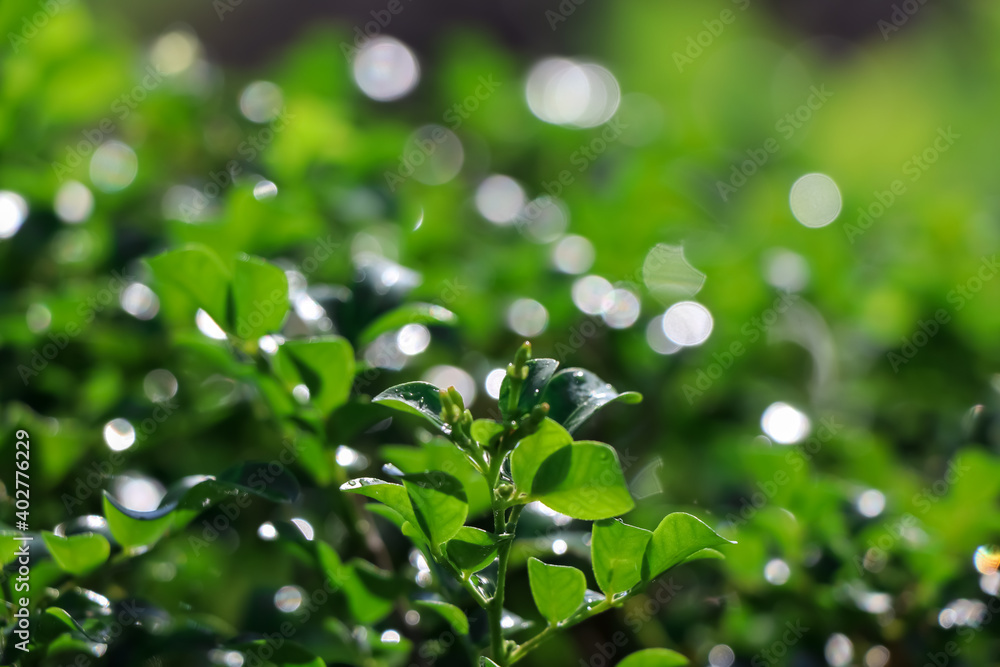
[
  {"x1": 486, "y1": 450, "x2": 525, "y2": 665},
  {"x1": 508, "y1": 599, "x2": 613, "y2": 664}
]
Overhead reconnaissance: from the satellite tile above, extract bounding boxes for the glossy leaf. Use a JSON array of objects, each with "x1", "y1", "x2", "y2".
[
  {"x1": 340, "y1": 478, "x2": 419, "y2": 529},
  {"x1": 41, "y1": 532, "x2": 110, "y2": 576},
  {"x1": 642, "y1": 513, "x2": 735, "y2": 581},
  {"x1": 276, "y1": 337, "x2": 355, "y2": 415},
  {"x1": 591, "y1": 519, "x2": 652, "y2": 595},
  {"x1": 102, "y1": 493, "x2": 173, "y2": 549},
  {"x1": 104, "y1": 463, "x2": 300, "y2": 547},
  {"x1": 540, "y1": 368, "x2": 642, "y2": 434},
  {"x1": 530, "y1": 441, "x2": 635, "y2": 520},
  {"x1": 232, "y1": 254, "x2": 289, "y2": 339},
  {"x1": 147, "y1": 245, "x2": 232, "y2": 327},
  {"x1": 480, "y1": 659, "x2": 501, "y2": 667},
  {"x1": 403, "y1": 472, "x2": 469, "y2": 545},
  {"x1": 510, "y1": 418, "x2": 573, "y2": 495},
  {"x1": 414, "y1": 599, "x2": 470, "y2": 635},
  {"x1": 359, "y1": 303, "x2": 458, "y2": 345},
  {"x1": 373, "y1": 381, "x2": 447, "y2": 433},
  {"x1": 527, "y1": 557, "x2": 587, "y2": 624},
  {"x1": 499, "y1": 358, "x2": 559, "y2": 420},
  {"x1": 617, "y1": 648, "x2": 690, "y2": 667},
  {"x1": 445, "y1": 527, "x2": 500, "y2": 572}
]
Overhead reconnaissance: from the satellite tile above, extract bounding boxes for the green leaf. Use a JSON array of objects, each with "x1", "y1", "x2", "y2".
[
  {"x1": 403, "y1": 472, "x2": 468, "y2": 545},
  {"x1": 414, "y1": 599, "x2": 470, "y2": 635},
  {"x1": 682, "y1": 548, "x2": 726, "y2": 565},
  {"x1": 540, "y1": 368, "x2": 642, "y2": 434},
  {"x1": 471, "y1": 419, "x2": 504, "y2": 448},
  {"x1": 510, "y1": 418, "x2": 573, "y2": 495},
  {"x1": 591, "y1": 520, "x2": 652, "y2": 596},
  {"x1": 103, "y1": 462, "x2": 301, "y2": 547},
  {"x1": 445, "y1": 527, "x2": 499, "y2": 572},
  {"x1": 382, "y1": 439, "x2": 492, "y2": 517},
  {"x1": 617, "y1": 648, "x2": 690, "y2": 667},
  {"x1": 340, "y1": 478, "x2": 419, "y2": 529},
  {"x1": 359, "y1": 303, "x2": 458, "y2": 345},
  {"x1": 232, "y1": 254, "x2": 289, "y2": 339},
  {"x1": 527, "y1": 557, "x2": 587, "y2": 624},
  {"x1": 102, "y1": 493, "x2": 173, "y2": 549},
  {"x1": 499, "y1": 358, "x2": 559, "y2": 420},
  {"x1": 373, "y1": 381, "x2": 447, "y2": 433},
  {"x1": 41, "y1": 532, "x2": 110, "y2": 576},
  {"x1": 147, "y1": 244, "x2": 232, "y2": 327},
  {"x1": 343, "y1": 559, "x2": 399, "y2": 625},
  {"x1": 480, "y1": 659, "x2": 501, "y2": 667},
  {"x1": 275, "y1": 337, "x2": 355, "y2": 415},
  {"x1": 642, "y1": 513, "x2": 735, "y2": 581},
  {"x1": 316, "y1": 541, "x2": 351, "y2": 589},
  {"x1": 530, "y1": 441, "x2": 635, "y2": 520},
  {"x1": 0, "y1": 531, "x2": 25, "y2": 566}
]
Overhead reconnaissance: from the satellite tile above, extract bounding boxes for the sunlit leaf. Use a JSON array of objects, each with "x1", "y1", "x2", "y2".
[
  {"x1": 591, "y1": 519, "x2": 651, "y2": 595},
  {"x1": 527, "y1": 557, "x2": 586, "y2": 624},
  {"x1": 617, "y1": 648, "x2": 690, "y2": 667},
  {"x1": 102, "y1": 493, "x2": 172, "y2": 549},
  {"x1": 510, "y1": 418, "x2": 572, "y2": 495},
  {"x1": 232, "y1": 254, "x2": 289, "y2": 339},
  {"x1": 642, "y1": 513, "x2": 735, "y2": 581},
  {"x1": 403, "y1": 472, "x2": 468, "y2": 545},
  {"x1": 340, "y1": 478, "x2": 419, "y2": 530},
  {"x1": 147, "y1": 244, "x2": 232, "y2": 328},
  {"x1": 41, "y1": 532, "x2": 110, "y2": 576},
  {"x1": 471, "y1": 419, "x2": 504, "y2": 448},
  {"x1": 275, "y1": 336, "x2": 355, "y2": 415},
  {"x1": 530, "y1": 441, "x2": 634, "y2": 520}
]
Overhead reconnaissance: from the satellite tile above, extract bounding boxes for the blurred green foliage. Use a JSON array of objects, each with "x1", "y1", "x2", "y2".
[{"x1": 3, "y1": 0, "x2": 1000, "y2": 665}]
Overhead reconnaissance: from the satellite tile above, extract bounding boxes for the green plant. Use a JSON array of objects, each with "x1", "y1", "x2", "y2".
[{"x1": 346, "y1": 342, "x2": 734, "y2": 666}]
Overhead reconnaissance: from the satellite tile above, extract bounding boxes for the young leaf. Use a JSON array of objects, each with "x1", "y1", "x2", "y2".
[
  {"x1": 358, "y1": 303, "x2": 458, "y2": 345},
  {"x1": 480, "y1": 659, "x2": 501, "y2": 667},
  {"x1": 510, "y1": 418, "x2": 572, "y2": 495},
  {"x1": 147, "y1": 245, "x2": 232, "y2": 328},
  {"x1": 530, "y1": 441, "x2": 635, "y2": 520},
  {"x1": 591, "y1": 519, "x2": 652, "y2": 596},
  {"x1": 232, "y1": 254, "x2": 289, "y2": 339},
  {"x1": 540, "y1": 368, "x2": 642, "y2": 434},
  {"x1": 617, "y1": 648, "x2": 690, "y2": 667},
  {"x1": 642, "y1": 513, "x2": 735, "y2": 581},
  {"x1": 414, "y1": 599, "x2": 470, "y2": 635},
  {"x1": 445, "y1": 527, "x2": 500, "y2": 572},
  {"x1": 275, "y1": 337, "x2": 355, "y2": 415},
  {"x1": 498, "y1": 358, "x2": 559, "y2": 420},
  {"x1": 527, "y1": 557, "x2": 587, "y2": 624},
  {"x1": 102, "y1": 493, "x2": 173, "y2": 549},
  {"x1": 471, "y1": 419, "x2": 504, "y2": 448},
  {"x1": 403, "y1": 472, "x2": 469, "y2": 545},
  {"x1": 373, "y1": 382, "x2": 447, "y2": 433},
  {"x1": 41, "y1": 532, "x2": 110, "y2": 576}
]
